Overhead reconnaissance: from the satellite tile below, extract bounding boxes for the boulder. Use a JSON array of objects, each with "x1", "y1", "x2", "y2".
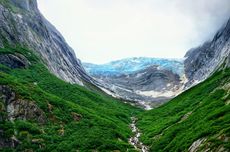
[{"x1": 0, "y1": 53, "x2": 30, "y2": 69}]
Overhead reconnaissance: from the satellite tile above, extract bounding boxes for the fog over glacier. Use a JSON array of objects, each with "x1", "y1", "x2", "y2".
[{"x1": 38, "y1": 0, "x2": 230, "y2": 64}]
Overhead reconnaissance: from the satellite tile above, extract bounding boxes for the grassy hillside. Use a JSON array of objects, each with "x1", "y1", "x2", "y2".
[
  {"x1": 0, "y1": 45, "x2": 142, "y2": 152},
  {"x1": 1, "y1": 44, "x2": 229, "y2": 152},
  {"x1": 138, "y1": 68, "x2": 230, "y2": 151}
]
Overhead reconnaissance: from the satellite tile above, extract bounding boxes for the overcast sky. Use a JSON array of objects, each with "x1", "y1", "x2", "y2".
[{"x1": 38, "y1": 0, "x2": 230, "y2": 64}]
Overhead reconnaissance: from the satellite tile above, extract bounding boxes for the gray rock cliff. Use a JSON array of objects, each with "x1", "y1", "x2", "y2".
[
  {"x1": 184, "y1": 18, "x2": 230, "y2": 87},
  {"x1": 0, "y1": 0, "x2": 94, "y2": 85}
]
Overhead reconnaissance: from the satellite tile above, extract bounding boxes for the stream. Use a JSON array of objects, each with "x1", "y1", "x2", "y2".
[{"x1": 129, "y1": 117, "x2": 149, "y2": 152}]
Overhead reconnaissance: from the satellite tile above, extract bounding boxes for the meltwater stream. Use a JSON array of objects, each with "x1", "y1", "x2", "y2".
[{"x1": 129, "y1": 117, "x2": 149, "y2": 152}]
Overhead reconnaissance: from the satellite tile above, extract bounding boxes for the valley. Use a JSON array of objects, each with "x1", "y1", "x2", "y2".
[
  {"x1": 0, "y1": 0, "x2": 230, "y2": 151},
  {"x1": 0, "y1": 46, "x2": 142, "y2": 151},
  {"x1": 138, "y1": 69, "x2": 230, "y2": 151}
]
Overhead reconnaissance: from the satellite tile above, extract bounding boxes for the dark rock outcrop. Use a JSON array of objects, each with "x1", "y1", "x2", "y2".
[
  {"x1": 0, "y1": 85, "x2": 46, "y2": 123},
  {"x1": 0, "y1": 85, "x2": 46, "y2": 148},
  {"x1": 0, "y1": 135, "x2": 20, "y2": 149},
  {"x1": 0, "y1": 53, "x2": 30, "y2": 69}
]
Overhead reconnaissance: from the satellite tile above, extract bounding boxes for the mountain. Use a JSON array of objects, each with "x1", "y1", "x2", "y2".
[
  {"x1": 0, "y1": 0, "x2": 95, "y2": 86},
  {"x1": 0, "y1": 1, "x2": 141, "y2": 151},
  {"x1": 0, "y1": 46, "x2": 141, "y2": 151},
  {"x1": 138, "y1": 68, "x2": 230, "y2": 152},
  {"x1": 84, "y1": 18, "x2": 230, "y2": 108},
  {"x1": 137, "y1": 17, "x2": 230, "y2": 151},
  {"x1": 184, "y1": 19, "x2": 230, "y2": 87},
  {"x1": 83, "y1": 58, "x2": 185, "y2": 108},
  {"x1": 83, "y1": 57, "x2": 184, "y2": 77},
  {"x1": 0, "y1": 0, "x2": 230, "y2": 151}
]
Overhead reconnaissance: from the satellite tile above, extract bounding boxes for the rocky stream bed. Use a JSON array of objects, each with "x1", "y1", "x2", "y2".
[{"x1": 129, "y1": 117, "x2": 149, "y2": 152}]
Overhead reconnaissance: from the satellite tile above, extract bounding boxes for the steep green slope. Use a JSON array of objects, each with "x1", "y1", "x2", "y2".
[
  {"x1": 0, "y1": 45, "x2": 141, "y2": 151},
  {"x1": 138, "y1": 68, "x2": 230, "y2": 151}
]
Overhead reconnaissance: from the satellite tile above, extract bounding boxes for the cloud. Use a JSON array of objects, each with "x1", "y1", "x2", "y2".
[{"x1": 38, "y1": 0, "x2": 230, "y2": 64}]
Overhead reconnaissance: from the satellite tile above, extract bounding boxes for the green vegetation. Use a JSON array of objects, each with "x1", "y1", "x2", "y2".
[
  {"x1": 138, "y1": 68, "x2": 230, "y2": 151},
  {"x1": 0, "y1": 44, "x2": 229, "y2": 152},
  {"x1": 0, "y1": 45, "x2": 141, "y2": 151}
]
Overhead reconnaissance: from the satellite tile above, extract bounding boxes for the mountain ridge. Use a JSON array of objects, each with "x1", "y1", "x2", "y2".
[
  {"x1": 0, "y1": 0, "x2": 96, "y2": 86},
  {"x1": 83, "y1": 17, "x2": 230, "y2": 108},
  {"x1": 0, "y1": 0, "x2": 229, "y2": 151},
  {"x1": 184, "y1": 17, "x2": 230, "y2": 87}
]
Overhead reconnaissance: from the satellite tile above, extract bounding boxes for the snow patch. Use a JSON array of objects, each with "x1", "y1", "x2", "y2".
[
  {"x1": 135, "y1": 90, "x2": 176, "y2": 98},
  {"x1": 100, "y1": 87, "x2": 120, "y2": 98}
]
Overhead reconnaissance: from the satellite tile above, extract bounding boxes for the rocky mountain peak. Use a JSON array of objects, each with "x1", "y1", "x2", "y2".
[
  {"x1": 9, "y1": 0, "x2": 38, "y2": 11},
  {"x1": 184, "y1": 17, "x2": 230, "y2": 87},
  {"x1": 0, "y1": 0, "x2": 99, "y2": 86}
]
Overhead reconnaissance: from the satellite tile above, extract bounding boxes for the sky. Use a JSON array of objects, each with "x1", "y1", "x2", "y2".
[{"x1": 38, "y1": 0, "x2": 230, "y2": 64}]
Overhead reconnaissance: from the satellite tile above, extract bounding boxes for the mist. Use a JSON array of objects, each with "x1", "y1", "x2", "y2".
[{"x1": 38, "y1": 0, "x2": 230, "y2": 63}]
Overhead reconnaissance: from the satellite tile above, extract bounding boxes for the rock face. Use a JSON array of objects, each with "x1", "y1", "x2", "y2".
[
  {"x1": 0, "y1": 85, "x2": 46, "y2": 148},
  {"x1": 0, "y1": 85, "x2": 46, "y2": 123},
  {"x1": 188, "y1": 138, "x2": 207, "y2": 152},
  {"x1": 184, "y1": 18, "x2": 230, "y2": 87},
  {"x1": 0, "y1": 53, "x2": 30, "y2": 69},
  {"x1": 9, "y1": 0, "x2": 38, "y2": 12},
  {"x1": 0, "y1": 0, "x2": 94, "y2": 85}
]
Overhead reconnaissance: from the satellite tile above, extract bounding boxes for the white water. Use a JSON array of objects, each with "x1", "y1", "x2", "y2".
[{"x1": 129, "y1": 117, "x2": 149, "y2": 152}]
